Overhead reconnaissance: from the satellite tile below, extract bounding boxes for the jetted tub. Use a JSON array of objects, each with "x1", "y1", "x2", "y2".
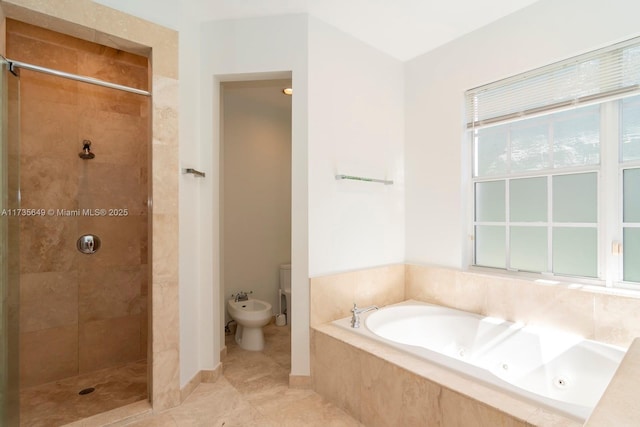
[{"x1": 333, "y1": 300, "x2": 625, "y2": 421}]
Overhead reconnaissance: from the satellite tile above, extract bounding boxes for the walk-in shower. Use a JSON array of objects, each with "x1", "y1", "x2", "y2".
[{"x1": 3, "y1": 19, "x2": 151, "y2": 425}]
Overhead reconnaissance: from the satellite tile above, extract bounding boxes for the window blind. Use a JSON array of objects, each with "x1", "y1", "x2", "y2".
[{"x1": 466, "y1": 37, "x2": 640, "y2": 129}]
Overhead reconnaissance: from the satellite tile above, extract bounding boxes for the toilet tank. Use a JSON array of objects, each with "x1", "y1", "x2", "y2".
[{"x1": 279, "y1": 263, "x2": 291, "y2": 291}]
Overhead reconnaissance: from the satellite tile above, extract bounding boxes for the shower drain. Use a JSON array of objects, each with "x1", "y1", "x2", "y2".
[{"x1": 78, "y1": 387, "x2": 96, "y2": 395}]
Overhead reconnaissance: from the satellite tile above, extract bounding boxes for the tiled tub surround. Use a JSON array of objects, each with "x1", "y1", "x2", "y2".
[
  {"x1": 8, "y1": 19, "x2": 149, "y2": 389},
  {"x1": 585, "y1": 337, "x2": 640, "y2": 426},
  {"x1": 313, "y1": 325, "x2": 580, "y2": 427},
  {"x1": 310, "y1": 264, "x2": 640, "y2": 426},
  {"x1": 332, "y1": 300, "x2": 625, "y2": 422},
  {"x1": 309, "y1": 264, "x2": 405, "y2": 328},
  {"x1": 405, "y1": 265, "x2": 640, "y2": 350}
]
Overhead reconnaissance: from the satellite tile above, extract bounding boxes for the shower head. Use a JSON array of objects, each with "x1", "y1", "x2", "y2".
[{"x1": 79, "y1": 140, "x2": 95, "y2": 159}]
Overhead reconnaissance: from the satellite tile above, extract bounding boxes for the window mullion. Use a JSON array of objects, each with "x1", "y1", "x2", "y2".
[
  {"x1": 505, "y1": 129, "x2": 512, "y2": 271},
  {"x1": 547, "y1": 120, "x2": 554, "y2": 275},
  {"x1": 601, "y1": 101, "x2": 620, "y2": 286},
  {"x1": 505, "y1": 179, "x2": 512, "y2": 270},
  {"x1": 547, "y1": 176, "x2": 553, "y2": 274}
]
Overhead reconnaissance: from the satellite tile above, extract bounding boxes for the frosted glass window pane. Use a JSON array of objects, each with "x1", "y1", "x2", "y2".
[
  {"x1": 553, "y1": 173, "x2": 597, "y2": 222},
  {"x1": 510, "y1": 118, "x2": 550, "y2": 172},
  {"x1": 622, "y1": 95, "x2": 640, "y2": 162},
  {"x1": 623, "y1": 228, "x2": 640, "y2": 282},
  {"x1": 510, "y1": 177, "x2": 547, "y2": 222},
  {"x1": 475, "y1": 226, "x2": 506, "y2": 268},
  {"x1": 476, "y1": 126, "x2": 508, "y2": 176},
  {"x1": 510, "y1": 226, "x2": 547, "y2": 272},
  {"x1": 475, "y1": 181, "x2": 505, "y2": 221},
  {"x1": 552, "y1": 106, "x2": 599, "y2": 168},
  {"x1": 553, "y1": 227, "x2": 597, "y2": 277},
  {"x1": 623, "y1": 168, "x2": 640, "y2": 222}
]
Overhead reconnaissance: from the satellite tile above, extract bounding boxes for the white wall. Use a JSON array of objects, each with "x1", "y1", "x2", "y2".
[
  {"x1": 200, "y1": 14, "x2": 309, "y2": 376},
  {"x1": 203, "y1": 15, "x2": 405, "y2": 378},
  {"x1": 178, "y1": 31, "x2": 205, "y2": 390},
  {"x1": 222, "y1": 81, "x2": 292, "y2": 319},
  {"x1": 89, "y1": 6, "x2": 312, "y2": 382},
  {"x1": 307, "y1": 17, "x2": 405, "y2": 277},
  {"x1": 405, "y1": 0, "x2": 640, "y2": 268}
]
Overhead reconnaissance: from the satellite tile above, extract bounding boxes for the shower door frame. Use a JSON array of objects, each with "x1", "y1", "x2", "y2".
[{"x1": 0, "y1": 55, "x2": 21, "y2": 427}]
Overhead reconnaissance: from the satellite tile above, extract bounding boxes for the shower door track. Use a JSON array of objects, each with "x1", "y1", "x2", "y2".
[{"x1": 6, "y1": 58, "x2": 151, "y2": 96}]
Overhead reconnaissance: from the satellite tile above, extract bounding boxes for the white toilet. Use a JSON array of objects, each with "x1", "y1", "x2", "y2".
[
  {"x1": 278, "y1": 263, "x2": 291, "y2": 326},
  {"x1": 227, "y1": 296, "x2": 272, "y2": 351}
]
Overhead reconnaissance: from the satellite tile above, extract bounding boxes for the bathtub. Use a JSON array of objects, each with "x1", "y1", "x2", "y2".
[{"x1": 333, "y1": 300, "x2": 625, "y2": 421}]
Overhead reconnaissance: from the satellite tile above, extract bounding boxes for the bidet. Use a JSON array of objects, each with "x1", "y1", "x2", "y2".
[{"x1": 227, "y1": 297, "x2": 272, "y2": 351}]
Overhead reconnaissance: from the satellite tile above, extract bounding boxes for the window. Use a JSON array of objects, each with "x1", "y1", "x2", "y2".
[
  {"x1": 467, "y1": 38, "x2": 640, "y2": 287},
  {"x1": 622, "y1": 95, "x2": 640, "y2": 282},
  {"x1": 623, "y1": 167, "x2": 640, "y2": 282},
  {"x1": 473, "y1": 107, "x2": 599, "y2": 278}
]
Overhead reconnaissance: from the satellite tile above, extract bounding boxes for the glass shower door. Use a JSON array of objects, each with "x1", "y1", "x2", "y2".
[{"x1": 0, "y1": 56, "x2": 20, "y2": 427}]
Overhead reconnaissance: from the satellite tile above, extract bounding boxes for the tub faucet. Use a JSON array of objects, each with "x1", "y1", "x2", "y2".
[{"x1": 351, "y1": 303, "x2": 378, "y2": 328}]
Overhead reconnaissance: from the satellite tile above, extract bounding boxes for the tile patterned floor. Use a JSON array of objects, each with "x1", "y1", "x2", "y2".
[
  {"x1": 124, "y1": 322, "x2": 363, "y2": 426},
  {"x1": 20, "y1": 323, "x2": 362, "y2": 426},
  {"x1": 20, "y1": 360, "x2": 147, "y2": 426}
]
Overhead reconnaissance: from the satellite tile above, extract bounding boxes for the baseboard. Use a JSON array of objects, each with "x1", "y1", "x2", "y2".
[
  {"x1": 180, "y1": 371, "x2": 202, "y2": 403},
  {"x1": 201, "y1": 364, "x2": 222, "y2": 383},
  {"x1": 180, "y1": 364, "x2": 223, "y2": 402}
]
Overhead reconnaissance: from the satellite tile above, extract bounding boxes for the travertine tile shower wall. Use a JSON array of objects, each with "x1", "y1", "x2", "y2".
[{"x1": 7, "y1": 20, "x2": 150, "y2": 388}]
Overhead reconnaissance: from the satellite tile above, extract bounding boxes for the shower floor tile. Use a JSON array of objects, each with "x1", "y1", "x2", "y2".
[{"x1": 20, "y1": 359, "x2": 147, "y2": 427}]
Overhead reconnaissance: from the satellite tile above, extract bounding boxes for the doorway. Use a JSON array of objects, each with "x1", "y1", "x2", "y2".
[{"x1": 220, "y1": 79, "x2": 292, "y2": 333}]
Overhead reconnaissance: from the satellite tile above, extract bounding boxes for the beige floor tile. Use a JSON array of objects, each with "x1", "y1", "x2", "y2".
[
  {"x1": 265, "y1": 393, "x2": 363, "y2": 427},
  {"x1": 220, "y1": 324, "x2": 362, "y2": 427},
  {"x1": 40, "y1": 323, "x2": 361, "y2": 427},
  {"x1": 147, "y1": 324, "x2": 361, "y2": 426},
  {"x1": 125, "y1": 413, "x2": 177, "y2": 426},
  {"x1": 246, "y1": 383, "x2": 318, "y2": 416}
]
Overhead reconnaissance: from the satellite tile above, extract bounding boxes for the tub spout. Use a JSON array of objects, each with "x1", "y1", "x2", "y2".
[{"x1": 351, "y1": 303, "x2": 378, "y2": 328}]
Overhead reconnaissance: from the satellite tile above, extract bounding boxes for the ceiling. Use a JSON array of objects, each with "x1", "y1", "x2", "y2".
[{"x1": 96, "y1": 0, "x2": 541, "y2": 61}]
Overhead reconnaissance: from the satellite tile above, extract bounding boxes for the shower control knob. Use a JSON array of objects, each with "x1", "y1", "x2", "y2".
[{"x1": 77, "y1": 234, "x2": 101, "y2": 254}]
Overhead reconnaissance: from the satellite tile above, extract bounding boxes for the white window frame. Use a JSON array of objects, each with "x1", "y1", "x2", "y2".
[
  {"x1": 469, "y1": 98, "x2": 640, "y2": 289},
  {"x1": 466, "y1": 36, "x2": 640, "y2": 290}
]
